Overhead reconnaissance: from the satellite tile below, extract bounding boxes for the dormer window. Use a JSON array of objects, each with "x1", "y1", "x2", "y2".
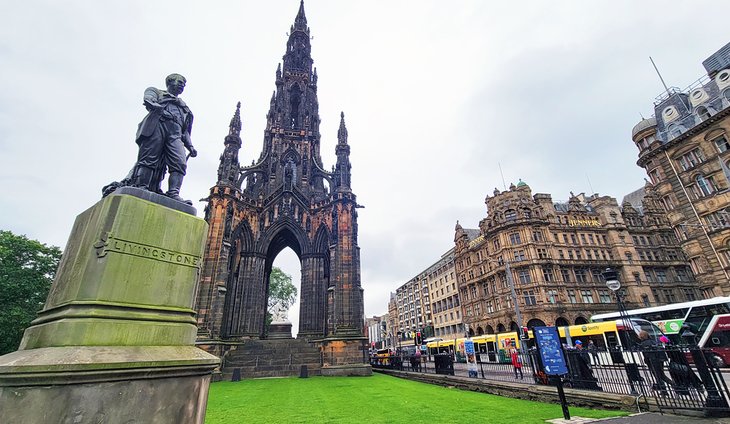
[
  {"x1": 696, "y1": 106, "x2": 711, "y2": 122},
  {"x1": 668, "y1": 124, "x2": 682, "y2": 139}
]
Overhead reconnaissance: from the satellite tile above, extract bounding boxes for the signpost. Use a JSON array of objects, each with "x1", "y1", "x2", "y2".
[
  {"x1": 534, "y1": 326, "x2": 570, "y2": 420},
  {"x1": 464, "y1": 339, "x2": 478, "y2": 378}
]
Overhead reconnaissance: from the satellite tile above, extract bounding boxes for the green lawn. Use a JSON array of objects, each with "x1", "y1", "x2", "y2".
[{"x1": 205, "y1": 373, "x2": 627, "y2": 423}]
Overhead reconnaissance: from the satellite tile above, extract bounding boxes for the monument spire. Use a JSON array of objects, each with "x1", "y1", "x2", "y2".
[
  {"x1": 293, "y1": 0, "x2": 307, "y2": 31},
  {"x1": 228, "y1": 101, "x2": 242, "y2": 136},
  {"x1": 335, "y1": 111, "x2": 351, "y2": 191},
  {"x1": 217, "y1": 101, "x2": 242, "y2": 184}
]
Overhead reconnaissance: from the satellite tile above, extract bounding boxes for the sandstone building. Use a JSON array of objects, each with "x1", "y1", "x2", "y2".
[
  {"x1": 388, "y1": 248, "x2": 463, "y2": 350},
  {"x1": 633, "y1": 41, "x2": 730, "y2": 296},
  {"x1": 454, "y1": 181, "x2": 700, "y2": 335}
]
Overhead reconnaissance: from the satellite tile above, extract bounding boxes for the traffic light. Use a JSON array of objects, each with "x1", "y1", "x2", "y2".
[
  {"x1": 520, "y1": 327, "x2": 529, "y2": 340},
  {"x1": 415, "y1": 331, "x2": 422, "y2": 345}
]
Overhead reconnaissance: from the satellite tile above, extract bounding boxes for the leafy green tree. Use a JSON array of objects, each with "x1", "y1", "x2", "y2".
[
  {"x1": 266, "y1": 267, "x2": 297, "y2": 330},
  {"x1": 0, "y1": 230, "x2": 62, "y2": 354}
]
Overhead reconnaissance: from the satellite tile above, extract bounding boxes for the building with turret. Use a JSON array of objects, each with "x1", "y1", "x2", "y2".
[
  {"x1": 632, "y1": 42, "x2": 730, "y2": 296},
  {"x1": 454, "y1": 181, "x2": 700, "y2": 335}
]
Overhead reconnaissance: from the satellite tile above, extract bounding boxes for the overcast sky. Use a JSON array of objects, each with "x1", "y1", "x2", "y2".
[{"x1": 2, "y1": 1, "x2": 729, "y2": 332}]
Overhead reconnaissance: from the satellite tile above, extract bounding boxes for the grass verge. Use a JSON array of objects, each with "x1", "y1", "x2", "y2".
[{"x1": 205, "y1": 373, "x2": 627, "y2": 423}]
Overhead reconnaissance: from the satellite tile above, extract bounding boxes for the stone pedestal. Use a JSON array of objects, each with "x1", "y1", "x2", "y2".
[
  {"x1": 268, "y1": 320, "x2": 293, "y2": 339},
  {"x1": 318, "y1": 337, "x2": 372, "y2": 376},
  {"x1": 0, "y1": 190, "x2": 219, "y2": 424}
]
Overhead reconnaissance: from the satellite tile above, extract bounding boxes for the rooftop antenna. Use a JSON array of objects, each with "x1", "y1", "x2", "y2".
[
  {"x1": 650, "y1": 56, "x2": 671, "y2": 97},
  {"x1": 498, "y1": 162, "x2": 507, "y2": 190},
  {"x1": 586, "y1": 174, "x2": 595, "y2": 195}
]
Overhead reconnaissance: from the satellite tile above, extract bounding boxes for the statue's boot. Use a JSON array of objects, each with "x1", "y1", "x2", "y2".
[
  {"x1": 166, "y1": 171, "x2": 193, "y2": 205},
  {"x1": 133, "y1": 165, "x2": 156, "y2": 191}
]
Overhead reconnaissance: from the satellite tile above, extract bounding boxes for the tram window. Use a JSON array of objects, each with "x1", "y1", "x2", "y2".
[{"x1": 605, "y1": 333, "x2": 618, "y2": 349}]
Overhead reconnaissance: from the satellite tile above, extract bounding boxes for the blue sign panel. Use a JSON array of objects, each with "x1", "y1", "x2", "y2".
[
  {"x1": 534, "y1": 326, "x2": 568, "y2": 376},
  {"x1": 464, "y1": 339, "x2": 475, "y2": 355}
]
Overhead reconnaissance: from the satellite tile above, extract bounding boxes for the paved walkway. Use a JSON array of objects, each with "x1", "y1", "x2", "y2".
[{"x1": 548, "y1": 412, "x2": 730, "y2": 424}]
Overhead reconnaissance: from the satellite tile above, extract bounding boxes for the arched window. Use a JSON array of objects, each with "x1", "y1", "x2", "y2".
[
  {"x1": 696, "y1": 106, "x2": 711, "y2": 121},
  {"x1": 695, "y1": 174, "x2": 716, "y2": 197},
  {"x1": 574, "y1": 316, "x2": 588, "y2": 325},
  {"x1": 526, "y1": 318, "x2": 546, "y2": 328},
  {"x1": 504, "y1": 210, "x2": 517, "y2": 221},
  {"x1": 555, "y1": 317, "x2": 569, "y2": 327},
  {"x1": 668, "y1": 124, "x2": 682, "y2": 139}
]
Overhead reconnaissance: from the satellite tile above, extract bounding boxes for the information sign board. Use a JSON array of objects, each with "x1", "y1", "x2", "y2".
[
  {"x1": 464, "y1": 339, "x2": 478, "y2": 377},
  {"x1": 534, "y1": 326, "x2": 568, "y2": 376}
]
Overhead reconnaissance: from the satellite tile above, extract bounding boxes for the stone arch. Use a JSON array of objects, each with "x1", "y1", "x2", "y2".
[
  {"x1": 574, "y1": 316, "x2": 588, "y2": 325},
  {"x1": 476, "y1": 326, "x2": 484, "y2": 336},
  {"x1": 220, "y1": 219, "x2": 256, "y2": 338},
  {"x1": 468, "y1": 327, "x2": 475, "y2": 337},
  {"x1": 526, "y1": 318, "x2": 546, "y2": 328},
  {"x1": 485, "y1": 325, "x2": 495, "y2": 334},
  {"x1": 221, "y1": 215, "x2": 332, "y2": 340},
  {"x1": 497, "y1": 323, "x2": 506, "y2": 333},
  {"x1": 555, "y1": 317, "x2": 569, "y2": 327},
  {"x1": 509, "y1": 321, "x2": 519, "y2": 332}
]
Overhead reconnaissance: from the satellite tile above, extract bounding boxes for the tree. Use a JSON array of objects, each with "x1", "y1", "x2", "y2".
[
  {"x1": 266, "y1": 267, "x2": 297, "y2": 330},
  {"x1": 0, "y1": 230, "x2": 62, "y2": 355}
]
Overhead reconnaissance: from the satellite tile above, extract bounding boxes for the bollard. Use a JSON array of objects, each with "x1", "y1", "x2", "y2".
[
  {"x1": 231, "y1": 368, "x2": 241, "y2": 382},
  {"x1": 300, "y1": 365, "x2": 309, "y2": 378}
]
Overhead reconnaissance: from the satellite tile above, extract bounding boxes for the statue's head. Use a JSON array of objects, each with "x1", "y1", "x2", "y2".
[{"x1": 165, "y1": 73, "x2": 186, "y2": 96}]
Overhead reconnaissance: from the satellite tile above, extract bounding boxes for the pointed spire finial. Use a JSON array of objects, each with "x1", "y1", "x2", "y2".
[
  {"x1": 294, "y1": 0, "x2": 307, "y2": 30},
  {"x1": 229, "y1": 101, "x2": 242, "y2": 136},
  {"x1": 338, "y1": 111, "x2": 348, "y2": 144}
]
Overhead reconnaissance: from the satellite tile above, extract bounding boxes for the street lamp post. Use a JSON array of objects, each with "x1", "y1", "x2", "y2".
[
  {"x1": 503, "y1": 261, "x2": 527, "y2": 359},
  {"x1": 602, "y1": 267, "x2": 631, "y2": 344},
  {"x1": 603, "y1": 267, "x2": 639, "y2": 395}
]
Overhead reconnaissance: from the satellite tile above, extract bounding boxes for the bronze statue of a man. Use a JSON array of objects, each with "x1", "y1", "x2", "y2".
[{"x1": 132, "y1": 73, "x2": 197, "y2": 203}]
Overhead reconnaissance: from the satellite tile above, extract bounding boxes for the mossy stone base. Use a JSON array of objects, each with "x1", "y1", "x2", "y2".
[
  {"x1": 0, "y1": 346, "x2": 219, "y2": 424},
  {"x1": 20, "y1": 192, "x2": 207, "y2": 349},
  {"x1": 0, "y1": 192, "x2": 219, "y2": 423}
]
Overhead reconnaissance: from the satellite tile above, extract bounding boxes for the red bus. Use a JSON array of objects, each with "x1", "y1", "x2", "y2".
[{"x1": 697, "y1": 313, "x2": 730, "y2": 367}]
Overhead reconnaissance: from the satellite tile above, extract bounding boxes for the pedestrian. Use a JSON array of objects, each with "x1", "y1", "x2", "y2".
[
  {"x1": 509, "y1": 341, "x2": 523, "y2": 379},
  {"x1": 415, "y1": 347, "x2": 422, "y2": 372},
  {"x1": 586, "y1": 339, "x2": 599, "y2": 365},
  {"x1": 639, "y1": 330, "x2": 674, "y2": 393}
]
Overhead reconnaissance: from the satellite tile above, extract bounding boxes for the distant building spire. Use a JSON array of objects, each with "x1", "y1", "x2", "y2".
[{"x1": 229, "y1": 101, "x2": 242, "y2": 136}]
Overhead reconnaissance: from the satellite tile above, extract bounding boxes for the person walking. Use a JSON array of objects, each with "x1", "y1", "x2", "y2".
[
  {"x1": 510, "y1": 341, "x2": 523, "y2": 379},
  {"x1": 639, "y1": 330, "x2": 674, "y2": 393}
]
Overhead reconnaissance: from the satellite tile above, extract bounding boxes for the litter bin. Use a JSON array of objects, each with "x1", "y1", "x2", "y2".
[{"x1": 434, "y1": 353, "x2": 454, "y2": 375}]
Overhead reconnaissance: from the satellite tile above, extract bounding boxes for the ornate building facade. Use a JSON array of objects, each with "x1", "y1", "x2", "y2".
[
  {"x1": 387, "y1": 248, "x2": 463, "y2": 350},
  {"x1": 454, "y1": 181, "x2": 701, "y2": 335},
  {"x1": 633, "y1": 42, "x2": 730, "y2": 296},
  {"x1": 195, "y1": 3, "x2": 365, "y2": 362}
]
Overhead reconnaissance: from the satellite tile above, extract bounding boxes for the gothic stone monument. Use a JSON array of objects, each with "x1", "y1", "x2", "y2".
[
  {"x1": 195, "y1": 2, "x2": 369, "y2": 376},
  {"x1": 0, "y1": 76, "x2": 218, "y2": 423}
]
